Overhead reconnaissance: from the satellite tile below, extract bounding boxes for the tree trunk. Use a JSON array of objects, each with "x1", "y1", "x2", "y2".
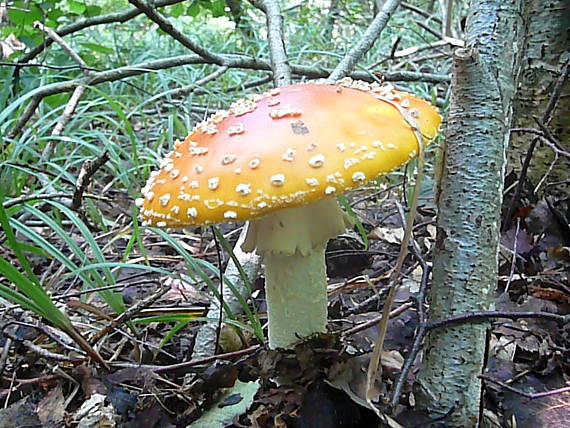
[
  {"x1": 507, "y1": 0, "x2": 570, "y2": 196},
  {"x1": 416, "y1": 1, "x2": 525, "y2": 425}
]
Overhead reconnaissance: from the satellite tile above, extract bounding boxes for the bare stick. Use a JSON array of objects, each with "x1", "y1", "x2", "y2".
[
  {"x1": 480, "y1": 375, "x2": 570, "y2": 400},
  {"x1": 3, "y1": 329, "x2": 85, "y2": 363},
  {"x1": 341, "y1": 302, "x2": 414, "y2": 337},
  {"x1": 108, "y1": 344, "x2": 261, "y2": 372},
  {"x1": 41, "y1": 85, "x2": 87, "y2": 162},
  {"x1": 90, "y1": 283, "x2": 170, "y2": 345},
  {"x1": 390, "y1": 242, "x2": 431, "y2": 408},
  {"x1": 328, "y1": 0, "x2": 401, "y2": 81},
  {"x1": 262, "y1": 0, "x2": 292, "y2": 86},
  {"x1": 7, "y1": 54, "x2": 449, "y2": 138},
  {"x1": 426, "y1": 310, "x2": 568, "y2": 328},
  {"x1": 443, "y1": 0, "x2": 454, "y2": 37},
  {"x1": 6, "y1": 96, "x2": 41, "y2": 139},
  {"x1": 71, "y1": 151, "x2": 110, "y2": 210},
  {"x1": 365, "y1": 105, "x2": 426, "y2": 414},
  {"x1": 33, "y1": 22, "x2": 93, "y2": 75},
  {"x1": 28, "y1": 21, "x2": 91, "y2": 161},
  {"x1": 2, "y1": 192, "x2": 111, "y2": 209},
  {"x1": 401, "y1": 2, "x2": 442, "y2": 22}
]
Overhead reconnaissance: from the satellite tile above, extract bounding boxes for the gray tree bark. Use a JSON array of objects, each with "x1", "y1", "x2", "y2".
[
  {"x1": 416, "y1": 1, "x2": 525, "y2": 425},
  {"x1": 507, "y1": 0, "x2": 570, "y2": 195}
]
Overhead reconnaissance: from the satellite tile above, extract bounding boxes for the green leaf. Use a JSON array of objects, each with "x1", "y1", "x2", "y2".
[
  {"x1": 85, "y1": 5, "x2": 102, "y2": 17},
  {"x1": 168, "y1": 3, "x2": 184, "y2": 18},
  {"x1": 188, "y1": 380, "x2": 260, "y2": 427},
  {"x1": 44, "y1": 93, "x2": 71, "y2": 108},
  {"x1": 46, "y1": 8, "x2": 64, "y2": 21},
  {"x1": 80, "y1": 42, "x2": 114, "y2": 54},
  {"x1": 209, "y1": 0, "x2": 227, "y2": 17},
  {"x1": 187, "y1": 2, "x2": 201, "y2": 17},
  {"x1": 8, "y1": 3, "x2": 43, "y2": 26},
  {"x1": 0, "y1": 188, "x2": 40, "y2": 287},
  {"x1": 67, "y1": 0, "x2": 86, "y2": 14}
]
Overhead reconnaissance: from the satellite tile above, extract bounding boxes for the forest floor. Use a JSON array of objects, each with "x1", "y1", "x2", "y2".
[{"x1": 0, "y1": 181, "x2": 568, "y2": 428}]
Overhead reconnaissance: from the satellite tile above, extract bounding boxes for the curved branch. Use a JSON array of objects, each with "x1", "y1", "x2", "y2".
[
  {"x1": 6, "y1": 53, "x2": 449, "y2": 137},
  {"x1": 17, "y1": 0, "x2": 185, "y2": 65},
  {"x1": 328, "y1": 0, "x2": 401, "y2": 81},
  {"x1": 127, "y1": 0, "x2": 225, "y2": 64}
]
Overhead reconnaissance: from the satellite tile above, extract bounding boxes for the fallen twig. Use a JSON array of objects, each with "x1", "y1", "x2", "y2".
[
  {"x1": 71, "y1": 151, "x2": 111, "y2": 210},
  {"x1": 480, "y1": 374, "x2": 570, "y2": 400},
  {"x1": 341, "y1": 302, "x2": 414, "y2": 337},
  {"x1": 90, "y1": 283, "x2": 170, "y2": 345},
  {"x1": 426, "y1": 310, "x2": 568, "y2": 329}
]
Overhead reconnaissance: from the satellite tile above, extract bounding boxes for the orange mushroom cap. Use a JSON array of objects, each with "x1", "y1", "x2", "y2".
[{"x1": 137, "y1": 78, "x2": 441, "y2": 227}]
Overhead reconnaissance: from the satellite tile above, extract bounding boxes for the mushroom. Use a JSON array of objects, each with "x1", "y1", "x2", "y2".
[{"x1": 137, "y1": 78, "x2": 441, "y2": 349}]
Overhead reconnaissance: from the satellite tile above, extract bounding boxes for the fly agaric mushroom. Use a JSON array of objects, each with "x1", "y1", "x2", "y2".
[{"x1": 137, "y1": 78, "x2": 441, "y2": 349}]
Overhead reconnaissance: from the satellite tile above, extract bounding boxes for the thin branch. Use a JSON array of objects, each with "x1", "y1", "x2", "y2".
[
  {"x1": 7, "y1": 96, "x2": 41, "y2": 139},
  {"x1": 533, "y1": 117, "x2": 570, "y2": 157},
  {"x1": 426, "y1": 310, "x2": 568, "y2": 329},
  {"x1": 503, "y1": 59, "x2": 570, "y2": 231},
  {"x1": 127, "y1": 0, "x2": 225, "y2": 64},
  {"x1": 262, "y1": 0, "x2": 292, "y2": 86},
  {"x1": 341, "y1": 302, "x2": 414, "y2": 336},
  {"x1": 0, "y1": 62, "x2": 98, "y2": 71},
  {"x1": 90, "y1": 283, "x2": 170, "y2": 345},
  {"x1": 480, "y1": 375, "x2": 570, "y2": 400},
  {"x1": 401, "y1": 2, "x2": 442, "y2": 23},
  {"x1": 365, "y1": 105, "x2": 426, "y2": 414},
  {"x1": 108, "y1": 344, "x2": 261, "y2": 372},
  {"x1": 415, "y1": 19, "x2": 444, "y2": 39},
  {"x1": 6, "y1": 54, "x2": 449, "y2": 138},
  {"x1": 328, "y1": 0, "x2": 401, "y2": 81},
  {"x1": 443, "y1": 0, "x2": 454, "y2": 37},
  {"x1": 17, "y1": 0, "x2": 185, "y2": 65},
  {"x1": 390, "y1": 205, "x2": 432, "y2": 408},
  {"x1": 511, "y1": 127, "x2": 570, "y2": 158},
  {"x1": 3, "y1": 329, "x2": 86, "y2": 363},
  {"x1": 2, "y1": 192, "x2": 112, "y2": 209},
  {"x1": 42, "y1": 85, "x2": 87, "y2": 161},
  {"x1": 33, "y1": 21, "x2": 93, "y2": 75},
  {"x1": 71, "y1": 151, "x2": 111, "y2": 210}
]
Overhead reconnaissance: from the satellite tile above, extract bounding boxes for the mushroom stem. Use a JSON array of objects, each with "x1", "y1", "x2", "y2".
[
  {"x1": 242, "y1": 198, "x2": 353, "y2": 349},
  {"x1": 264, "y1": 244, "x2": 328, "y2": 348}
]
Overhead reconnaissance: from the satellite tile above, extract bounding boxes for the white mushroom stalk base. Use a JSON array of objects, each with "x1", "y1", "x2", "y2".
[
  {"x1": 263, "y1": 244, "x2": 328, "y2": 349},
  {"x1": 242, "y1": 198, "x2": 353, "y2": 349}
]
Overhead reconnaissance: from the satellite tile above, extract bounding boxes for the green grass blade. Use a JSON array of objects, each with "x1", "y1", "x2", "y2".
[
  {"x1": 338, "y1": 195, "x2": 369, "y2": 250},
  {"x1": 211, "y1": 227, "x2": 264, "y2": 342},
  {"x1": 0, "y1": 257, "x2": 71, "y2": 329},
  {"x1": 151, "y1": 228, "x2": 236, "y2": 319},
  {"x1": 0, "y1": 189, "x2": 41, "y2": 286}
]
